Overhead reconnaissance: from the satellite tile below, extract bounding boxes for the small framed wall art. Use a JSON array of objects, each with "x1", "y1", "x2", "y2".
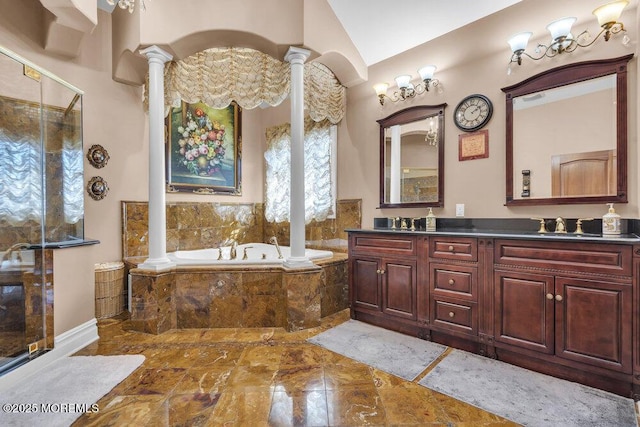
[{"x1": 459, "y1": 129, "x2": 489, "y2": 161}]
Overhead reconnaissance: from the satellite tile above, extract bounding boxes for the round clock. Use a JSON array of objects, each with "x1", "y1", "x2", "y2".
[{"x1": 454, "y1": 94, "x2": 493, "y2": 132}]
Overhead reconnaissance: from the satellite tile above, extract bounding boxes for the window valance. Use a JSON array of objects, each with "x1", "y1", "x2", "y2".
[{"x1": 145, "y1": 47, "x2": 345, "y2": 124}]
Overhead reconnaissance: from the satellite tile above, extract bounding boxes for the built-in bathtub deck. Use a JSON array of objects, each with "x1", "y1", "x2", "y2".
[{"x1": 125, "y1": 253, "x2": 348, "y2": 334}]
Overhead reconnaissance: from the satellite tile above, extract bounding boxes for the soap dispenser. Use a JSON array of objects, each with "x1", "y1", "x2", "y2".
[
  {"x1": 602, "y1": 203, "x2": 621, "y2": 236},
  {"x1": 426, "y1": 208, "x2": 436, "y2": 232}
]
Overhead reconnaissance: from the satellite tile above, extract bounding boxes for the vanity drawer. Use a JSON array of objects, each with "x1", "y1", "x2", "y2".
[
  {"x1": 432, "y1": 298, "x2": 477, "y2": 334},
  {"x1": 429, "y1": 237, "x2": 477, "y2": 262},
  {"x1": 430, "y1": 263, "x2": 477, "y2": 300},
  {"x1": 350, "y1": 233, "x2": 416, "y2": 256},
  {"x1": 495, "y1": 239, "x2": 632, "y2": 276}
]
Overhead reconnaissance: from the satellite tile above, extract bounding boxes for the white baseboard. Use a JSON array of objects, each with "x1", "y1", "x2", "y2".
[{"x1": 0, "y1": 318, "x2": 99, "y2": 391}]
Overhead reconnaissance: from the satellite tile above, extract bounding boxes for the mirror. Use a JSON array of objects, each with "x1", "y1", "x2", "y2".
[
  {"x1": 502, "y1": 54, "x2": 632, "y2": 206},
  {"x1": 378, "y1": 104, "x2": 446, "y2": 208}
]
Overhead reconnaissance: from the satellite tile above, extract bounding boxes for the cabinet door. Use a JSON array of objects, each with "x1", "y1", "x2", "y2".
[
  {"x1": 555, "y1": 277, "x2": 632, "y2": 373},
  {"x1": 382, "y1": 259, "x2": 417, "y2": 320},
  {"x1": 494, "y1": 270, "x2": 555, "y2": 354},
  {"x1": 351, "y1": 257, "x2": 381, "y2": 311}
]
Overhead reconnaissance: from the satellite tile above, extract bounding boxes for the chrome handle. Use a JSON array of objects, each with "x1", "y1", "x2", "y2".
[
  {"x1": 448, "y1": 279, "x2": 455, "y2": 286},
  {"x1": 448, "y1": 312, "x2": 455, "y2": 318},
  {"x1": 555, "y1": 294, "x2": 563, "y2": 302},
  {"x1": 546, "y1": 293, "x2": 554, "y2": 300}
]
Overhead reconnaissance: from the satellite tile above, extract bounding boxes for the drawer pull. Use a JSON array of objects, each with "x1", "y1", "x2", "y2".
[
  {"x1": 448, "y1": 279, "x2": 455, "y2": 285},
  {"x1": 546, "y1": 293, "x2": 554, "y2": 300},
  {"x1": 448, "y1": 312, "x2": 455, "y2": 318},
  {"x1": 448, "y1": 245, "x2": 454, "y2": 252},
  {"x1": 555, "y1": 294, "x2": 563, "y2": 302}
]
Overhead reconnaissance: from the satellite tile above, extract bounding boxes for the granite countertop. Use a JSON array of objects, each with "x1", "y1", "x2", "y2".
[
  {"x1": 346, "y1": 218, "x2": 640, "y2": 244},
  {"x1": 347, "y1": 224, "x2": 640, "y2": 244}
]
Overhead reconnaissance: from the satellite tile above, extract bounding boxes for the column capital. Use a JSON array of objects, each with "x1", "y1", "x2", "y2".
[
  {"x1": 285, "y1": 46, "x2": 311, "y2": 64},
  {"x1": 140, "y1": 45, "x2": 173, "y2": 64}
]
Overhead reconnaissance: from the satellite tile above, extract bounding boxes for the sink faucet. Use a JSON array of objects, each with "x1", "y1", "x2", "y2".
[
  {"x1": 554, "y1": 217, "x2": 567, "y2": 233},
  {"x1": 268, "y1": 236, "x2": 284, "y2": 259},
  {"x1": 2, "y1": 242, "x2": 30, "y2": 262}
]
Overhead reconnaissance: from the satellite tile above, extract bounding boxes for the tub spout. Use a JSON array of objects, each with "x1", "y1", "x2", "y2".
[
  {"x1": 2, "y1": 242, "x2": 30, "y2": 262},
  {"x1": 230, "y1": 240, "x2": 238, "y2": 260},
  {"x1": 268, "y1": 236, "x2": 283, "y2": 259}
]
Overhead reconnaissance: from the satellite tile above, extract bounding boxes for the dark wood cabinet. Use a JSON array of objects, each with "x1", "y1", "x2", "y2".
[
  {"x1": 348, "y1": 230, "x2": 639, "y2": 398},
  {"x1": 381, "y1": 259, "x2": 416, "y2": 320},
  {"x1": 428, "y1": 237, "x2": 479, "y2": 339},
  {"x1": 351, "y1": 256, "x2": 381, "y2": 311},
  {"x1": 349, "y1": 233, "x2": 418, "y2": 326}
]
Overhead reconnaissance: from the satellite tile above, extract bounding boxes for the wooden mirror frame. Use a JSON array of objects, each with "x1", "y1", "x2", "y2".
[
  {"x1": 501, "y1": 54, "x2": 633, "y2": 206},
  {"x1": 378, "y1": 104, "x2": 446, "y2": 208}
]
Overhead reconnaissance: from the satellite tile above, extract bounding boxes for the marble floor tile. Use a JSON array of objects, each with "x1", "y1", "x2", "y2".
[{"x1": 72, "y1": 310, "x2": 520, "y2": 426}]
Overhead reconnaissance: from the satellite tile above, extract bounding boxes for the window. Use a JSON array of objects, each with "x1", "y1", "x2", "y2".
[{"x1": 264, "y1": 118, "x2": 337, "y2": 223}]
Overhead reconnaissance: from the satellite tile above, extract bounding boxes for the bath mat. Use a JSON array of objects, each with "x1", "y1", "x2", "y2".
[
  {"x1": 0, "y1": 354, "x2": 144, "y2": 427},
  {"x1": 419, "y1": 349, "x2": 637, "y2": 427},
  {"x1": 308, "y1": 319, "x2": 447, "y2": 380}
]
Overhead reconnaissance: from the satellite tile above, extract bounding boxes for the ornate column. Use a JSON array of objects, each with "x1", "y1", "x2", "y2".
[
  {"x1": 284, "y1": 47, "x2": 313, "y2": 268},
  {"x1": 139, "y1": 45, "x2": 175, "y2": 271}
]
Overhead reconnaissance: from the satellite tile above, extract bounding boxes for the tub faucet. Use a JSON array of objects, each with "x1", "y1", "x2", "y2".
[
  {"x1": 268, "y1": 236, "x2": 284, "y2": 259},
  {"x1": 230, "y1": 240, "x2": 238, "y2": 260},
  {"x1": 2, "y1": 242, "x2": 30, "y2": 262}
]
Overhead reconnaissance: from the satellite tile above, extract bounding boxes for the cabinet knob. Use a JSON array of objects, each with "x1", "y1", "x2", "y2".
[
  {"x1": 448, "y1": 279, "x2": 455, "y2": 286},
  {"x1": 448, "y1": 312, "x2": 455, "y2": 318},
  {"x1": 380, "y1": 269, "x2": 385, "y2": 274},
  {"x1": 376, "y1": 269, "x2": 381, "y2": 274},
  {"x1": 448, "y1": 245, "x2": 454, "y2": 252},
  {"x1": 546, "y1": 293, "x2": 554, "y2": 300},
  {"x1": 555, "y1": 294, "x2": 563, "y2": 302}
]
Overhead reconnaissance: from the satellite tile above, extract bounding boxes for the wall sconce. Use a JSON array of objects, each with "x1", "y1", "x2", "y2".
[
  {"x1": 374, "y1": 65, "x2": 442, "y2": 105},
  {"x1": 507, "y1": 0, "x2": 629, "y2": 72}
]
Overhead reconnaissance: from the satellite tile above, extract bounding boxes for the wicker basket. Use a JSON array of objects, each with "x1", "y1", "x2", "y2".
[{"x1": 95, "y1": 261, "x2": 125, "y2": 319}]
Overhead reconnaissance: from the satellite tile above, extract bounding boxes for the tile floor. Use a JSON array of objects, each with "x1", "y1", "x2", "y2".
[{"x1": 73, "y1": 310, "x2": 518, "y2": 426}]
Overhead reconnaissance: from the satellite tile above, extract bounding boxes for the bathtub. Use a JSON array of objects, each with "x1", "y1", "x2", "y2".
[{"x1": 167, "y1": 242, "x2": 333, "y2": 266}]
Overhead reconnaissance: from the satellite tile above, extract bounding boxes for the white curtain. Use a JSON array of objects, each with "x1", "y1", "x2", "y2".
[
  {"x1": 264, "y1": 118, "x2": 335, "y2": 223},
  {"x1": 146, "y1": 48, "x2": 346, "y2": 124},
  {"x1": 0, "y1": 129, "x2": 42, "y2": 225}
]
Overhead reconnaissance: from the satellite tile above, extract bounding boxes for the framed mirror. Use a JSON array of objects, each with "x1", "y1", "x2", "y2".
[
  {"x1": 377, "y1": 104, "x2": 446, "y2": 208},
  {"x1": 502, "y1": 54, "x2": 632, "y2": 206}
]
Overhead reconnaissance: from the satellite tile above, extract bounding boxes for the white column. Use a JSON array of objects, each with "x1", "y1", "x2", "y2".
[
  {"x1": 390, "y1": 125, "x2": 402, "y2": 203},
  {"x1": 139, "y1": 45, "x2": 175, "y2": 271},
  {"x1": 284, "y1": 46, "x2": 313, "y2": 268}
]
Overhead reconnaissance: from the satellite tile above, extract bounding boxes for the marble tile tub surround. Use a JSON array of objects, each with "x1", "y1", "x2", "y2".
[
  {"x1": 127, "y1": 255, "x2": 348, "y2": 334},
  {"x1": 374, "y1": 216, "x2": 638, "y2": 236},
  {"x1": 122, "y1": 199, "x2": 361, "y2": 258}
]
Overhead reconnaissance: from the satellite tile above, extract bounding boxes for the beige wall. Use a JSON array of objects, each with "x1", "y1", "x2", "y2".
[{"x1": 339, "y1": 0, "x2": 638, "y2": 227}]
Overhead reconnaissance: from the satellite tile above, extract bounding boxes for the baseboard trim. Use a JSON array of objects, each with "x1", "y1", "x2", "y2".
[{"x1": 0, "y1": 318, "x2": 99, "y2": 391}]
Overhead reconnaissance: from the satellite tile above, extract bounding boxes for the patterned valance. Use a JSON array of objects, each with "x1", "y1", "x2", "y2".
[{"x1": 146, "y1": 47, "x2": 345, "y2": 124}]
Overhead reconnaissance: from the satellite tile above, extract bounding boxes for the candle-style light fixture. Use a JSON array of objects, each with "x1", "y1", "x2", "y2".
[
  {"x1": 374, "y1": 65, "x2": 442, "y2": 106},
  {"x1": 507, "y1": 0, "x2": 629, "y2": 73}
]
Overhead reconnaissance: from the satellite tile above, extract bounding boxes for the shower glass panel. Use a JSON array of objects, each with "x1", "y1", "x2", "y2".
[{"x1": 0, "y1": 46, "x2": 84, "y2": 375}]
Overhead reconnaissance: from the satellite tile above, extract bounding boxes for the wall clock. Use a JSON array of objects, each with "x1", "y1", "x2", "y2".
[{"x1": 454, "y1": 94, "x2": 493, "y2": 132}]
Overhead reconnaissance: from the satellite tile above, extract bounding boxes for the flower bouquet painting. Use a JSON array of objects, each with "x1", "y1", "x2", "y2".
[{"x1": 166, "y1": 101, "x2": 241, "y2": 194}]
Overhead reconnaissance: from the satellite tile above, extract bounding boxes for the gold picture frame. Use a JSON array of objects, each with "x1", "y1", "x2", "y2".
[{"x1": 166, "y1": 101, "x2": 242, "y2": 194}]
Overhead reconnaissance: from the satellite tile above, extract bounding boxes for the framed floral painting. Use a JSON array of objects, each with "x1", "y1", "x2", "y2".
[{"x1": 166, "y1": 101, "x2": 241, "y2": 194}]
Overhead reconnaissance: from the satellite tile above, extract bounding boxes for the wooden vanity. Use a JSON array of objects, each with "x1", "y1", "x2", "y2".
[{"x1": 348, "y1": 228, "x2": 640, "y2": 398}]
